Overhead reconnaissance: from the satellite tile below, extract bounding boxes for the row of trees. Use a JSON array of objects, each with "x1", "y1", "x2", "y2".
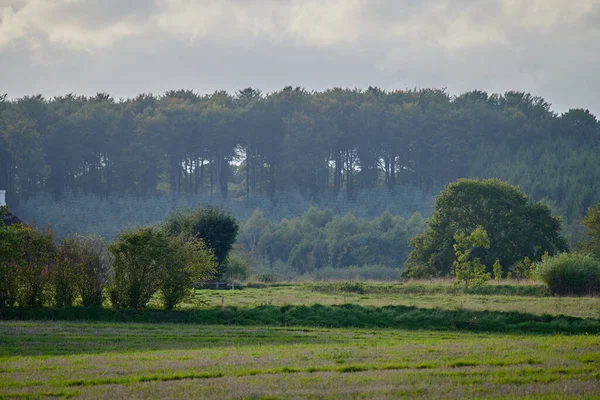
[
  {"x1": 1, "y1": 88, "x2": 599, "y2": 221},
  {"x1": 0, "y1": 205, "x2": 238, "y2": 309},
  {"x1": 235, "y1": 207, "x2": 424, "y2": 276}
]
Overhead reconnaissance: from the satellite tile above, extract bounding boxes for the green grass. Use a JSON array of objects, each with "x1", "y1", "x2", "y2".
[
  {"x1": 1, "y1": 281, "x2": 600, "y2": 398},
  {"x1": 0, "y1": 322, "x2": 599, "y2": 399},
  {"x1": 3, "y1": 303, "x2": 600, "y2": 334}
]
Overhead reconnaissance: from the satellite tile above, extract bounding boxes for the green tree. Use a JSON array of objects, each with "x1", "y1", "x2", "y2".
[
  {"x1": 407, "y1": 178, "x2": 568, "y2": 277},
  {"x1": 453, "y1": 226, "x2": 491, "y2": 288},
  {"x1": 493, "y1": 259, "x2": 503, "y2": 281},
  {"x1": 109, "y1": 227, "x2": 170, "y2": 309},
  {"x1": 578, "y1": 204, "x2": 600, "y2": 258},
  {"x1": 164, "y1": 205, "x2": 239, "y2": 279},
  {"x1": 160, "y1": 234, "x2": 216, "y2": 310},
  {"x1": 17, "y1": 227, "x2": 55, "y2": 307},
  {"x1": 0, "y1": 207, "x2": 26, "y2": 308}
]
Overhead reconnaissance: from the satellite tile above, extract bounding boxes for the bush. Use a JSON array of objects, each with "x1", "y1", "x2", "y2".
[
  {"x1": 535, "y1": 253, "x2": 600, "y2": 295},
  {"x1": 222, "y1": 255, "x2": 248, "y2": 282},
  {"x1": 109, "y1": 227, "x2": 171, "y2": 309},
  {"x1": 74, "y1": 235, "x2": 112, "y2": 307},
  {"x1": 109, "y1": 226, "x2": 216, "y2": 310},
  {"x1": 160, "y1": 234, "x2": 216, "y2": 310},
  {"x1": 55, "y1": 235, "x2": 112, "y2": 308},
  {"x1": 53, "y1": 239, "x2": 80, "y2": 307},
  {"x1": 164, "y1": 205, "x2": 239, "y2": 279},
  {"x1": 17, "y1": 227, "x2": 55, "y2": 308},
  {"x1": 0, "y1": 221, "x2": 28, "y2": 308}
]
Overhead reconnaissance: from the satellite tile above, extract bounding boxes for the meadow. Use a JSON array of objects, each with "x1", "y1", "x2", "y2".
[{"x1": 1, "y1": 281, "x2": 600, "y2": 399}]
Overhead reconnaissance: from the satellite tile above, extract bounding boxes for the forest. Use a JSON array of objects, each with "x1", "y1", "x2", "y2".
[{"x1": 1, "y1": 87, "x2": 599, "y2": 230}]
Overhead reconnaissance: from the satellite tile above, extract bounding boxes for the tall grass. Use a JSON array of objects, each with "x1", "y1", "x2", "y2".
[
  {"x1": 2, "y1": 304, "x2": 598, "y2": 334},
  {"x1": 536, "y1": 253, "x2": 600, "y2": 295}
]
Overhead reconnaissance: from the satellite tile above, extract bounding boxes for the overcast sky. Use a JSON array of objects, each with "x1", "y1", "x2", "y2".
[{"x1": 1, "y1": 0, "x2": 599, "y2": 115}]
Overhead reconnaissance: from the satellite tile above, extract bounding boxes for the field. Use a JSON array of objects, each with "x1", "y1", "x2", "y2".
[{"x1": 1, "y1": 282, "x2": 600, "y2": 399}]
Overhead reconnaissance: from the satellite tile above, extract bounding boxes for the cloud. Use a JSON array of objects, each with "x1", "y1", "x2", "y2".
[{"x1": 0, "y1": 0, "x2": 599, "y2": 115}]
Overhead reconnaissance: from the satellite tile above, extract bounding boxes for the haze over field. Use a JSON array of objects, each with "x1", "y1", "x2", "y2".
[{"x1": 1, "y1": 0, "x2": 600, "y2": 114}]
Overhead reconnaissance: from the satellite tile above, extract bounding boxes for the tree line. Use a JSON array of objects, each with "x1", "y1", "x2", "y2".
[{"x1": 1, "y1": 88, "x2": 599, "y2": 221}]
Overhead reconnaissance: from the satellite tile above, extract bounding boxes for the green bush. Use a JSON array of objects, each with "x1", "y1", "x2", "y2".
[
  {"x1": 535, "y1": 253, "x2": 600, "y2": 295},
  {"x1": 109, "y1": 227, "x2": 171, "y2": 309},
  {"x1": 53, "y1": 239, "x2": 80, "y2": 307},
  {"x1": 0, "y1": 220, "x2": 28, "y2": 308},
  {"x1": 109, "y1": 227, "x2": 216, "y2": 310},
  {"x1": 163, "y1": 205, "x2": 239, "y2": 280},
  {"x1": 73, "y1": 235, "x2": 112, "y2": 307},
  {"x1": 55, "y1": 235, "x2": 112, "y2": 308},
  {"x1": 17, "y1": 227, "x2": 55, "y2": 308},
  {"x1": 160, "y1": 234, "x2": 216, "y2": 310},
  {"x1": 222, "y1": 255, "x2": 248, "y2": 282}
]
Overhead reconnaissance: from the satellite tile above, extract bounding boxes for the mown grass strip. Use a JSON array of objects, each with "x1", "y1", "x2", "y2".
[
  {"x1": 0, "y1": 389, "x2": 80, "y2": 399},
  {"x1": 65, "y1": 371, "x2": 224, "y2": 387},
  {"x1": 3, "y1": 360, "x2": 596, "y2": 392},
  {"x1": 2, "y1": 304, "x2": 599, "y2": 334}
]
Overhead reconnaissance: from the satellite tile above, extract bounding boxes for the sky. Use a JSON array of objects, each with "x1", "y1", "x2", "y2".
[{"x1": 1, "y1": 0, "x2": 599, "y2": 115}]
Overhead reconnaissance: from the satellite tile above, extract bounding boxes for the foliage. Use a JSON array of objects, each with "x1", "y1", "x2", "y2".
[
  {"x1": 108, "y1": 226, "x2": 216, "y2": 310},
  {"x1": 240, "y1": 208, "x2": 424, "y2": 278},
  {"x1": 160, "y1": 234, "x2": 216, "y2": 310},
  {"x1": 407, "y1": 179, "x2": 568, "y2": 277},
  {"x1": 53, "y1": 239, "x2": 80, "y2": 307},
  {"x1": 74, "y1": 235, "x2": 112, "y2": 307},
  {"x1": 15, "y1": 188, "x2": 435, "y2": 241},
  {"x1": 3, "y1": 304, "x2": 600, "y2": 334},
  {"x1": 108, "y1": 227, "x2": 171, "y2": 309},
  {"x1": 578, "y1": 204, "x2": 600, "y2": 258},
  {"x1": 535, "y1": 253, "x2": 600, "y2": 295},
  {"x1": 452, "y1": 227, "x2": 491, "y2": 288},
  {"x1": 222, "y1": 255, "x2": 248, "y2": 282},
  {"x1": 0, "y1": 217, "x2": 27, "y2": 308},
  {"x1": 16, "y1": 227, "x2": 55, "y2": 308},
  {"x1": 164, "y1": 205, "x2": 239, "y2": 279},
  {"x1": 493, "y1": 260, "x2": 502, "y2": 281},
  {"x1": 3, "y1": 89, "x2": 599, "y2": 239},
  {"x1": 56, "y1": 234, "x2": 112, "y2": 307},
  {"x1": 513, "y1": 256, "x2": 535, "y2": 281}
]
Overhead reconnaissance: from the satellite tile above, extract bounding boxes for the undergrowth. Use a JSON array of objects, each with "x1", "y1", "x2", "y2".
[{"x1": 1, "y1": 304, "x2": 597, "y2": 334}]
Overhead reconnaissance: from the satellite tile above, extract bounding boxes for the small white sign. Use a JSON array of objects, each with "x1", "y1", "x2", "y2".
[{"x1": 0, "y1": 190, "x2": 5, "y2": 206}]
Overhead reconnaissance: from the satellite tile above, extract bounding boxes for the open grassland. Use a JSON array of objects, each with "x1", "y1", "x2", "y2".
[
  {"x1": 1, "y1": 281, "x2": 600, "y2": 399},
  {"x1": 1, "y1": 322, "x2": 600, "y2": 399},
  {"x1": 180, "y1": 281, "x2": 600, "y2": 320}
]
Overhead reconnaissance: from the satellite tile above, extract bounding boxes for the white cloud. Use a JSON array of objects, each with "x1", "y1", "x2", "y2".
[{"x1": 0, "y1": 0, "x2": 599, "y2": 114}]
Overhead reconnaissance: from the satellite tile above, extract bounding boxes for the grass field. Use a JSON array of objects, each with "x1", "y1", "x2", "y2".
[{"x1": 1, "y1": 281, "x2": 600, "y2": 399}]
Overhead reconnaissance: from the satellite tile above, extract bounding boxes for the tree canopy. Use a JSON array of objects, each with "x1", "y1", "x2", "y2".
[
  {"x1": 1, "y1": 87, "x2": 599, "y2": 225},
  {"x1": 406, "y1": 178, "x2": 568, "y2": 277}
]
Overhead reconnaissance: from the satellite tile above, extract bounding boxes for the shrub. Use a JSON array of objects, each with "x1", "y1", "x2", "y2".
[
  {"x1": 17, "y1": 227, "x2": 55, "y2": 308},
  {"x1": 74, "y1": 235, "x2": 112, "y2": 307},
  {"x1": 493, "y1": 260, "x2": 503, "y2": 281},
  {"x1": 55, "y1": 235, "x2": 111, "y2": 308},
  {"x1": 453, "y1": 226, "x2": 491, "y2": 289},
  {"x1": 109, "y1": 227, "x2": 171, "y2": 309},
  {"x1": 160, "y1": 234, "x2": 216, "y2": 310},
  {"x1": 535, "y1": 253, "x2": 600, "y2": 295},
  {"x1": 513, "y1": 256, "x2": 534, "y2": 280},
  {"x1": 222, "y1": 255, "x2": 248, "y2": 282},
  {"x1": 53, "y1": 239, "x2": 80, "y2": 307},
  {"x1": 0, "y1": 220, "x2": 28, "y2": 308},
  {"x1": 164, "y1": 205, "x2": 239, "y2": 280}
]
